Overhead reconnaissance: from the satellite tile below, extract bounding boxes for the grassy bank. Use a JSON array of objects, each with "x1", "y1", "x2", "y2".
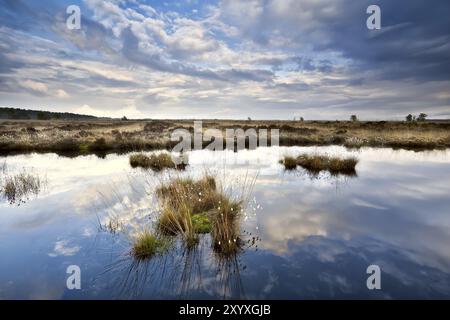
[{"x1": 1, "y1": 119, "x2": 449, "y2": 156}]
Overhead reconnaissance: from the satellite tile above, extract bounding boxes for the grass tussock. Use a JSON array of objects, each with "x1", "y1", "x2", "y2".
[
  {"x1": 129, "y1": 152, "x2": 185, "y2": 171},
  {"x1": 210, "y1": 197, "x2": 243, "y2": 255},
  {"x1": 157, "y1": 176, "x2": 218, "y2": 213},
  {"x1": 281, "y1": 154, "x2": 358, "y2": 176},
  {"x1": 131, "y1": 230, "x2": 169, "y2": 260},
  {"x1": 155, "y1": 175, "x2": 246, "y2": 253},
  {"x1": 279, "y1": 156, "x2": 297, "y2": 170},
  {"x1": 129, "y1": 153, "x2": 152, "y2": 168},
  {"x1": 155, "y1": 176, "x2": 220, "y2": 246},
  {"x1": 1, "y1": 171, "x2": 43, "y2": 204}
]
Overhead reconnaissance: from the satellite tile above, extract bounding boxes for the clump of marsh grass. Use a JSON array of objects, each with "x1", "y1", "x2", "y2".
[
  {"x1": 129, "y1": 152, "x2": 187, "y2": 171},
  {"x1": 155, "y1": 176, "x2": 219, "y2": 246},
  {"x1": 131, "y1": 229, "x2": 170, "y2": 260},
  {"x1": 157, "y1": 176, "x2": 219, "y2": 213},
  {"x1": 155, "y1": 174, "x2": 254, "y2": 253},
  {"x1": 211, "y1": 173, "x2": 257, "y2": 258},
  {"x1": 1, "y1": 170, "x2": 43, "y2": 204},
  {"x1": 129, "y1": 153, "x2": 151, "y2": 168},
  {"x1": 279, "y1": 156, "x2": 297, "y2": 170},
  {"x1": 210, "y1": 197, "x2": 243, "y2": 256},
  {"x1": 296, "y1": 154, "x2": 358, "y2": 175},
  {"x1": 283, "y1": 154, "x2": 358, "y2": 176},
  {"x1": 147, "y1": 153, "x2": 176, "y2": 171}
]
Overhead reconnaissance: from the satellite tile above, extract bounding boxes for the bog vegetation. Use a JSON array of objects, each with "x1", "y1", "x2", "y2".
[
  {"x1": 281, "y1": 154, "x2": 358, "y2": 176},
  {"x1": 119, "y1": 173, "x2": 256, "y2": 261},
  {"x1": 0, "y1": 162, "x2": 44, "y2": 204},
  {"x1": 1, "y1": 119, "x2": 449, "y2": 157},
  {"x1": 129, "y1": 152, "x2": 185, "y2": 171}
]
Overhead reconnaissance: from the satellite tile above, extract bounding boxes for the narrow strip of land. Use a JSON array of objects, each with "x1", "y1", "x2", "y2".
[{"x1": 1, "y1": 119, "x2": 449, "y2": 155}]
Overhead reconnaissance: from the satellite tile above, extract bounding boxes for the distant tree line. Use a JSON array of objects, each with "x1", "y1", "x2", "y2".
[
  {"x1": 405, "y1": 113, "x2": 427, "y2": 122},
  {"x1": 347, "y1": 114, "x2": 429, "y2": 122},
  {"x1": 0, "y1": 107, "x2": 101, "y2": 120}
]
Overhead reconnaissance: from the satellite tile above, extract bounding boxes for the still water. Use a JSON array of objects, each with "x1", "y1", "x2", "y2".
[{"x1": 1, "y1": 146, "x2": 450, "y2": 299}]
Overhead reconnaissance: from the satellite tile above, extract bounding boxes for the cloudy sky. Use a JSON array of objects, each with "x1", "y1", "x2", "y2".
[{"x1": 0, "y1": 0, "x2": 449, "y2": 120}]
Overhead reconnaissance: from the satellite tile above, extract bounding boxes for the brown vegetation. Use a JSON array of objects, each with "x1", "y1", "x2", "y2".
[
  {"x1": 129, "y1": 152, "x2": 183, "y2": 171},
  {"x1": 0, "y1": 168, "x2": 44, "y2": 204},
  {"x1": 281, "y1": 154, "x2": 358, "y2": 176},
  {"x1": 0, "y1": 119, "x2": 449, "y2": 156},
  {"x1": 155, "y1": 175, "x2": 244, "y2": 252}
]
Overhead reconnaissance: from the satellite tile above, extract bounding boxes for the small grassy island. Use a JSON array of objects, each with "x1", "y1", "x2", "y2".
[{"x1": 281, "y1": 154, "x2": 358, "y2": 176}]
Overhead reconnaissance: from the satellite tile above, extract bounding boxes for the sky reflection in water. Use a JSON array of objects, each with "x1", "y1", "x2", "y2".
[{"x1": 1, "y1": 146, "x2": 450, "y2": 299}]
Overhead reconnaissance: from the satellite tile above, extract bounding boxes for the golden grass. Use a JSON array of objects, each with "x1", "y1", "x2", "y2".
[
  {"x1": 1, "y1": 120, "x2": 449, "y2": 156},
  {"x1": 129, "y1": 152, "x2": 183, "y2": 171},
  {"x1": 156, "y1": 176, "x2": 219, "y2": 246},
  {"x1": 156, "y1": 176, "x2": 218, "y2": 213},
  {"x1": 155, "y1": 175, "x2": 246, "y2": 253},
  {"x1": 280, "y1": 154, "x2": 358, "y2": 175},
  {"x1": 279, "y1": 156, "x2": 297, "y2": 170},
  {"x1": 129, "y1": 153, "x2": 151, "y2": 168},
  {"x1": 294, "y1": 154, "x2": 358, "y2": 175},
  {"x1": 210, "y1": 197, "x2": 242, "y2": 255}
]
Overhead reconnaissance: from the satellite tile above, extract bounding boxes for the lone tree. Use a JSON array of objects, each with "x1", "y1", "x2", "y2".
[
  {"x1": 406, "y1": 114, "x2": 413, "y2": 122},
  {"x1": 417, "y1": 113, "x2": 428, "y2": 122},
  {"x1": 350, "y1": 114, "x2": 358, "y2": 122},
  {"x1": 121, "y1": 116, "x2": 128, "y2": 121},
  {"x1": 300, "y1": 117, "x2": 304, "y2": 122}
]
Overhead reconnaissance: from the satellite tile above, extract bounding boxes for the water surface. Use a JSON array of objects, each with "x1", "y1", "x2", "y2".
[{"x1": 1, "y1": 146, "x2": 450, "y2": 299}]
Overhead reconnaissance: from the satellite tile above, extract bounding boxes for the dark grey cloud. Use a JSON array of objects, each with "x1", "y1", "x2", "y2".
[
  {"x1": 318, "y1": 0, "x2": 450, "y2": 81},
  {"x1": 0, "y1": 0, "x2": 448, "y2": 119},
  {"x1": 290, "y1": 57, "x2": 333, "y2": 73},
  {"x1": 221, "y1": 68, "x2": 273, "y2": 82},
  {"x1": 221, "y1": 0, "x2": 450, "y2": 82},
  {"x1": 0, "y1": 52, "x2": 23, "y2": 74},
  {"x1": 0, "y1": 0, "x2": 49, "y2": 31},
  {"x1": 270, "y1": 82, "x2": 311, "y2": 92}
]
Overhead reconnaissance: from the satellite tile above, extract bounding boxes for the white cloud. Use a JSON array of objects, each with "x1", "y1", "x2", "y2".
[
  {"x1": 56, "y1": 89, "x2": 69, "y2": 98},
  {"x1": 75, "y1": 103, "x2": 144, "y2": 119},
  {"x1": 48, "y1": 240, "x2": 80, "y2": 257},
  {"x1": 0, "y1": 0, "x2": 448, "y2": 119},
  {"x1": 21, "y1": 80, "x2": 48, "y2": 93}
]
